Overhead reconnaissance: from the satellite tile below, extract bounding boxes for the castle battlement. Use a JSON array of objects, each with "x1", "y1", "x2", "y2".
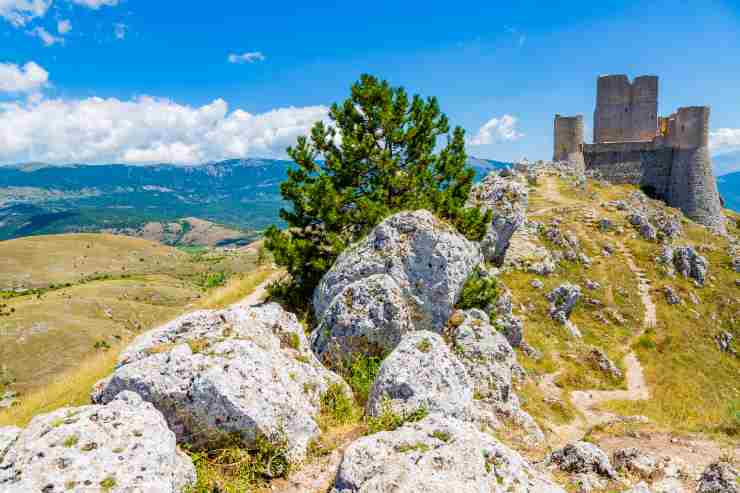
[{"x1": 554, "y1": 75, "x2": 724, "y2": 233}]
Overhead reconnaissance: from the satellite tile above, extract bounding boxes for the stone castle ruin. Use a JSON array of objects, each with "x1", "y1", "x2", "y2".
[{"x1": 554, "y1": 75, "x2": 725, "y2": 233}]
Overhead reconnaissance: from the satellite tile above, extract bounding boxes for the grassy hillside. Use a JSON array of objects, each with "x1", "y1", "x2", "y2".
[
  {"x1": 0, "y1": 234, "x2": 270, "y2": 412},
  {"x1": 510, "y1": 174, "x2": 740, "y2": 442}
]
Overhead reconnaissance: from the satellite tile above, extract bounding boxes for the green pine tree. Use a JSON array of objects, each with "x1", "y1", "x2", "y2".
[{"x1": 265, "y1": 74, "x2": 491, "y2": 301}]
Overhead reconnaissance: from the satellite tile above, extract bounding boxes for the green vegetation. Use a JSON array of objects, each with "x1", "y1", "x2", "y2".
[
  {"x1": 366, "y1": 400, "x2": 428, "y2": 434},
  {"x1": 186, "y1": 433, "x2": 291, "y2": 493},
  {"x1": 319, "y1": 383, "x2": 358, "y2": 428},
  {"x1": 265, "y1": 74, "x2": 491, "y2": 303},
  {"x1": 455, "y1": 267, "x2": 498, "y2": 315},
  {"x1": 341, "y1": 354, "x2": 384, "y2": 407}
]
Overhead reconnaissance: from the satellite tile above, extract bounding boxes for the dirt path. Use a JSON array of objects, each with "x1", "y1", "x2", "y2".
[
  {"x1": 530, "y1": 176, "x2": 654, "y2": 444},
  {"x1": 234, "y1": 271, "x2": 283, "y2": 308}
]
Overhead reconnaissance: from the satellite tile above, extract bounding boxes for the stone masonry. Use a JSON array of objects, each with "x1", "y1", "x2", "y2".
[{"x1": 553, "y1": 75, "x2": 725, "y2": 233}]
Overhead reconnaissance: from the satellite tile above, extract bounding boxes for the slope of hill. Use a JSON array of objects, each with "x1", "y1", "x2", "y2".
[{"x1": 0, "y1": 233, "x2": 270, "y2": 403}]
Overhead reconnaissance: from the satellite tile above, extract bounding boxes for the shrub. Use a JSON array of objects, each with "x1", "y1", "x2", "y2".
[
  {"x1": 455, "y1": 267, "x2": 498, "y2": 315},
  {"x1": 319, "y1": 383, "x2": 357, "y2": 427},
  {"x1": 265, "y1": 74, "x2": 491, "y2": 303},
  {"x1": 366, "y1": 400, "x2": 428, "y2": 434},
  {"x1": 341, "y1": 354, "x2": 383, "y2": 407}
]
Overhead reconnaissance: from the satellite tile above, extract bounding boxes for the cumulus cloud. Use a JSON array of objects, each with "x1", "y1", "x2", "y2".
[
  {"x1": 28, "y1": 25, "x2": 63, "y2": 46},
  {"x1": 0, "y1": 0, "x2": 52, "y2": 26},
  {"x1": 113, "y1": 22, "x2": 127, "y2": 39},
  {"x1": 0, "y1": 95, "x2": 329, "y2": 164},
  {"x1": 0, "y1": 61, "x2": 49, "y2": 93},
  {"x1": 468, "y1": 114, "x2": 524, "y2": 145},
  {"x1": 710, "y1": 128, "x2": 740, "y2": 153},
  {"x1": 228, "y1": 52, "x2": 266, "y2": 64},
  {"x1": 57, "y1": 18, "x2": 70, "y2": 33}
]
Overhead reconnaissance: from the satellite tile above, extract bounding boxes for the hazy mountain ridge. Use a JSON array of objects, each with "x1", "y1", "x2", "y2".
[{"x1": 0, "y1": 157, "x2": 510, "y2": 242}]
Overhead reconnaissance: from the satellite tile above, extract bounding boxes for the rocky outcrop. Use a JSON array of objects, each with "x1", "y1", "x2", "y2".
[
  {"x1": 588, "y1": 347, "x2": 623, "y2": 379},
  {"x1": 664, "y1": 286, "x2": 681, "y2": 305},
  {"x1": 612, "y1": 448, "x2": 659, "y2": 480},
  {"x1": 466, "y1": 172, "x2": 529, "y2": 265},
  {"x1": 92, "y1": 303, "x2": 349, "y2": 460},
  {"x1": 0, "y1": 391, "x2": 195, "y2": 492},
  {"x1": 450, "y1": 309, "x2": 544, "y2": 442},
  {"x1": 698, "y1": 461, "x2": 739, "y2": 493},
  {"x1": 547, "y1": 283, "x2": 581, "y2": 324},
  {"x1": 334, "y1": 414, "x2": 565, "y2": 492},
  {"x1": 492, "y1": 285, "x2": 524, "y2": 348},
  {"x1": 366, "y1": 331, "x2": 472, "y2": 420},
  {"x1": 671, "y1": 246, "x2": 709, "y2": 285},
  {"x1": 550, "y1": 442, "x2": 617, "y2": 479},
  {"x1": 312, "y1": 210, "x2": 482, "y2": 365},
  {"x1": 716, "y1": 331, "x2": 737, "y2": 356}
]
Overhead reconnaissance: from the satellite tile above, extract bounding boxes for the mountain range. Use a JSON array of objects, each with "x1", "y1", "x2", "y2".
[{"x1": 0, "y1": 157, "x2": 510, "y2": 243}]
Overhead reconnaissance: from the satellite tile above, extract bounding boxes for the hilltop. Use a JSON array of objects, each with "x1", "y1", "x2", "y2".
[{"x1": 1, "y1": 163, "x2": 737, "y2": 493}]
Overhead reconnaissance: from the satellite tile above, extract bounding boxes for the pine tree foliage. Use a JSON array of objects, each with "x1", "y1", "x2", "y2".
[{"x1": 265, "y1": 74, "x2": 491, "y2": 299}]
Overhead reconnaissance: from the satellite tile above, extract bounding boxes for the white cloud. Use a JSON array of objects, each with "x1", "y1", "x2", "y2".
[
  {"x1": 0, "y1": 95, "x2": 329, "y2": 164},
  {"x1": 69, "y1": 0, "x2": 118, "y2": 8},
  {"x1": 469, "y1": 115, "x2": 524, "y2": 145},
  {"x1": 28, "y1": 25, "x2": 63, "y2": 46},
  {"x1": 228, "y1": 52, "x2": 266, "y2": 64},
  {"x1": 0, "y1": 0, "x2": 51, "y2": 26},
  {"x1": 710, "y1": 128, "x2": 740, "y2": 153},
  {"x1": 57, "y1": 18, "x2": 70, "y2": 33},
  {"x1": 0, "y1": 61, "x2": 49, "y2": 93},
  {"x1": 1, "y1": 0, "x2": 118, "y2": 27},
  {"x1": 113, "y1": 22, "x2": 127, "y2": 39}
]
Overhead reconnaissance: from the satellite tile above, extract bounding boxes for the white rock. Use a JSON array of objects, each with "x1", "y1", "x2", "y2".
[
  {"x1": 467, "y1": 172, "x2": 529, "y2": 265},
  {"x1": 334, "y1": 414, "x2": 565, "y2": 492},
  {"x1": 92, "y1": 303, "x2": 348, "y2": 460},
  {"x1": 0, "y1": 392, "x2": 195, "y2": 492},
  {"x1": 312, "y1": 210, "x2": 482, "y2": 363},
  {"x1": 366, "y1": 331, "x2": 472, "y2": 420}
]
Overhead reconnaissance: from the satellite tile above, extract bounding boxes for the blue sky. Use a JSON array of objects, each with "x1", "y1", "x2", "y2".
[{"x1": 1, "y1": 0, "x2": 739, "y2": 165}]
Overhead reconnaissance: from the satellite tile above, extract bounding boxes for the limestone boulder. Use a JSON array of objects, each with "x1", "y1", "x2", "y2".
[
  {"x1": 92, "y1": 303, "x2": 349, "y2": 460},
  {"x1": 550, "y1": 441, "x2": 617, "y2": 479},
  {"x1": 547, "y1": 283, "x2": 582, "y2": 324},
  {"x1": 697, "y1": 461, "x2": 739, "y2": 493},
  {"x1": 466, "y1": 172, "x2": 529, "y2": 265},
  {"x1": 312, "y1": 210, "x2": 482, "y2": 364},
  {"x1": 334, "y1": 414, "x2": 565, "y2": 493},
  {"x1": 0, "y1": 427, "x2": 20, "y2": 463},
  {"x1": 366, "y1": 331, "x2": 473, "y2": 420},
  {"x1": 612, "y1": 448, "x2": 659, "y2": 480},
  {"x1": 658, "y1": 246, "x2": 709, "y2": 286},
  {"x1": 0, "y1": 391, "x2": 195, "y2": 492},
  {"x1": 311, "y1": 274, "x2": 414, "y2": 367}
]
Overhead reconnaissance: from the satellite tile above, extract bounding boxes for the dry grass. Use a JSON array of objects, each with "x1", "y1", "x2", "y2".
[
  {"x1": 0, "y1": 343, "x2": 122, "y2": 427},
  {"x1": 197, "y1": 266, "x2": 277, "y2": 309}
]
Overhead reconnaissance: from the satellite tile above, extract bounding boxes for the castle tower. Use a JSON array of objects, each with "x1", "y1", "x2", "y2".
[
  {"x1": 553, "y1": 114, "x2": 585, "y2": 172},
  {"x1": 668, "y1": 106, "x2": 725, "y2": 233},
  {"x1": 594, "y1": 75, "x2": 658, "y2": 143}
]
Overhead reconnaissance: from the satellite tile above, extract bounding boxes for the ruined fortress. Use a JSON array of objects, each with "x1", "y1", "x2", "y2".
[{"x1": 554, "y1": 75, "x2": 725, "y2": 232}]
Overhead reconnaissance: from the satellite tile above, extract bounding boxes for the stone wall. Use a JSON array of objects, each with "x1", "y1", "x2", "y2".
[{"x1": 594, "y1": 75, "x2": 658, "y2": 143}]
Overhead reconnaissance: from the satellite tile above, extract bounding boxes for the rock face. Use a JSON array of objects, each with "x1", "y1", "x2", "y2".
[
  {"x1": 312, "y1": 210, "x2": 482, "y2": 365},
  {"x1": 366, "y1": 331, "x2": 472, "y2": 420},
  {"x1": 92, "y1": 303, "x2": 349, "y2": 460},
  {"x1": 466, "y1": 172, "x2": 529, "y2": 265},
  {"x1": 698, "y1": 461, "x2": 739, "y2": 493},
  {"x1": 0, "y1": 391, "x2": 195, "y2": 492},
  {"x1": 334, "y1": 415, "x2": 565, "y2": 493},
  {"x1": 547, "y1": 283, "x2": 581, "y2": 324},
  {"x1": 450, "y1": 309, "x2": 544, "y2": 442},
  {"x1": 550, "y1": 442, "x2": 617, "y2": 479},
  {"x1": 663, "y1": 246, "x2": 709, "y2": 285}
]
